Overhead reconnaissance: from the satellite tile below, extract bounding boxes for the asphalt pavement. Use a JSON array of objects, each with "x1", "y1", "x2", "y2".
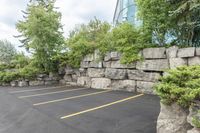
[{"x1": 0, "y1": 85, "x2": 160, "y2": 133}]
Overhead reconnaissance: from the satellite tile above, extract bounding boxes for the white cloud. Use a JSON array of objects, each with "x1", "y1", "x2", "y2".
[{"x1": 0, "y1": 0, "x2": 117, "y2": 52}]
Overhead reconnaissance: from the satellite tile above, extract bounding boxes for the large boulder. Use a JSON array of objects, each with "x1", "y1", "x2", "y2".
[
  {"x1": 29, "y1": 81, "x2": 44, "y2": 86},
  {"x1": 83, "y1": 54, "x2": 94, "y2": 62},
  {"x1": 77, "y1": 77, "x2": 91, "y2": 88},
  {"x1": 87, "y1": 68, "x2": 105, "y2": 78},
  {"x1": 188, "y1": 57, "x2": 200, "y2": 66},
  {"x1": 63, "y1": 74, "x2": 72, "y2": 82},
  {"x1": 157, "y1": 103, "x2": 191, "y2": 133},
  {"x1": 110, "y1": 60, "x2": 136, "y2": 69},
  {"x1": 136, "y1": 81, "x2": 156, "y2": 94},
  {"x1": 91, "y1": 78, "x2": 111, "y2": 89},
  {"x1": 166, "y1": 46, "x2": 179, "y2": 58},
  {"x1": 136, "y1": 59, "x2": 169, "y2": 72},
  {"x1": 143, "y1": 48, "x2": 166, "y2": 59},
  {"x1": 196, "y1": 48, "x2": 200, "y2": 56},
  {"x1": 187, "y1": 103, "x2": 200, "y2": 128},
  {"x1": 104, "y1": 52, "x2": 121, "y2": 61},
  {"x1": 128, "y1": 70, "x2": 161, "y2": 82},
  {"x1": 10, "y1": 81, "x2": 18, "y2": 87},
  {"x1": 89, "y1": 61, "x2": 103, "y2": 68},
  {"x1": 18, "y1": 81, "x2": 29, "y2": 87},
  {"x1": 169, "y1": 58, "x2": 188, "y2": 69},
  {"x1": 80, "y1": 61, "x2": 90, "y2": 68},
  {"x1": 187, "y1": 128, "x2": 200, "y2": 133},
  {"x1": 177, "y1": 47, "x2": 195, "y2": 58},
  {"x1": 111, "y1": 80, "x2": 136, "y2": 92},
  {"x1": 105, "y1": 68, "x2": 127, "y2": 80}
]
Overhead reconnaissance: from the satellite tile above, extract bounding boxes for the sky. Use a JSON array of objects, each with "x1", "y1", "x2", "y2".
[{"x1": 0, "y1": 0, "x2": 116, "y2": 52}]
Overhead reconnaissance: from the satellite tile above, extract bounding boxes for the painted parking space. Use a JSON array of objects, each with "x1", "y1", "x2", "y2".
[{"x1": 1, "y1": 85, "x2": 160, "y2": 133}]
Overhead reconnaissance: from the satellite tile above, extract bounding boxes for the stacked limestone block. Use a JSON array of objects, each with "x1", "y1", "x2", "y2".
[{"x1": 77, "y1": 47, "x2": 200, "y2": 94}]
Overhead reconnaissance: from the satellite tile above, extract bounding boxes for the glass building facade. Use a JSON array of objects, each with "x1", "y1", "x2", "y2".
[{"x1": 113, "y1": 0, "x2": 140, "y2": 26}]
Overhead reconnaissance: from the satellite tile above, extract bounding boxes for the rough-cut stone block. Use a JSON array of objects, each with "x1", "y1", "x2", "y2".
[
  {"x1": 157, "y1": 103, "x2": 191, "y2": 133},
  {"x1": 58, "y1": 67, "x2": 65, "y2": 75},
  {"x1": 111, "y1": 80, "x2": 136, "y2": 92},
  {"x1": 49, "y1": 72, "x2": 60, "y2": 80},
  {"x1": 45, "y1": 80, "x2": 59, "y2": 85},
  {"x1": 196, "y1": 48, "x2": 200, "y2": 56},
  {"x1": 65, "y1": 68, "x2": 74, "y2": 75},
  {"x1": 77, "y1": 77, "x2": 91, "y2": 87},
  {"x1": 2, "y1": 83, "x2": 10, "y2": 86},
  {"x1": 91, "y1": 78, "x2": 111, "y2": 89},
  {"x1": 188, "y1": 57, "x2": 200, "y2": 66},
  {"x1": 29, "y1": 81, "x2": 44, "y2": 86},
  {"x1": 83, "y1": 54, "x2": 94, "y2": 62},
  {"x1": 81, "y1": 61, "x2": 89, "y2": 68},
  {"x1": 37, "y1": 74, "x2": 48, "y2": 78},
  {"x1": 105, "y1": 68, "x2": 127, "y2": 79},
  {"x1": 110, "y1": 60, "x2": 136, "y2": 69},
  {"x1": 128, "y1": 70, "x2": 161, "y2": 82},
  {"x1": 71, "y1": 74, "x2": 78, "y2": 82},
  {"x1": 89, "y1": 61, "x2": 103, "y2": 68},
  {"x1": 187, "y1": 103, "x2": 200, "y2": 128},
  {"x1": 94, "y1": 50, "x2": 101, "y2": 60},
  {"x1": 10, "y1": 81, "x2": 18, "y2": 87},
  {"x1": 143, "y1": 48, "x2": 166, "y2": 59},
  {"x1": 59, "y1": 79, "x2": 66, "y2": 85},
  {"x1": 87, "y1": 68, "x2": 105, "y2": 78},
  {"x1": 169, "y1": 58, "x2": 188, "y2": 69},
  {"x1": 166, "y1": 46, "x2": 178, "y2": 58},
  {"x1": 103, "y1": 61, "x2": 111, "y2": 68},
  {"x1": 63, "y1": 74, "x2": 72, "y2": 82},
  {"x1": 18, "y1": 81, "x2": 29, "y2": 87},
  {"x1": 136, "y1": 81, "x2": 156, "y2": 94},
  {"x1": 187, "y1": 128, "x2": 200, "y2": 133},
  {"x1": 177, "y1": 47, "x2": 195, "y2": 58},
  {"x1": 136, "y1": 59, "x2": 169, "y2": 72},
  {"x1": 104, "y1": 52, "x2": 121, "y2": 61},
  {"x1": 79, "y1": 68, "x2": 87, "y2": 76}
]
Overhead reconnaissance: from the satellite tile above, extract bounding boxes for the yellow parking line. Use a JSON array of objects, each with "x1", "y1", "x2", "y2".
[
  {"x1": 18, "y1": 88, "x2": 87, "y2": 99},
  {"x1": 60, "y1": 93, "x2": 144, "y2": 119},
  {"x1": 9, "y1": 85, "x2": 68, "y2": 94},
  {"x1": 34, "y1": 90, "x2": 112, "y2": 106}
]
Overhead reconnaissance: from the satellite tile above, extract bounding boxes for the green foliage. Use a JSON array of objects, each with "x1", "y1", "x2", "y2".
[
  {"x1": 192, "y1": 116, "x2": 200, "y2": 128},
  {"x1": 167, "y1": 0, "x2": 200, "y2": 47},
  {"x1": 16, "y1": 0, "x2": 64, "y2": 72},
  {"x1": 19, "y1": 65, "x2": 42, "y2": 80},
  {"x1": 110, "y1": 23, "x2": 148, "y2": 64},
  {"x1": 11, "y1": 53, "x2": 30, "y2": 69},
  {"x1": 0, "y1": 40, "x2": 17, "y2": 64},
  {"x1": 0, "y1": 71, "x2": 19, "y2": 84},
  {"x1": 65, "y1": 18, "x2": 111, "y2": 67},
  {"x1": 136, "y1": 0, "x2": 173, "y2": 46},
  {"x1": 155, "y1": 66, "x2": 200, "y2": 108}
]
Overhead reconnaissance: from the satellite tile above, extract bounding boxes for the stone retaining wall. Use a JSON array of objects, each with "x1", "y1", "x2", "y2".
[{"x1": 64, "y1": 46, "x2": 200, "y2": 94}]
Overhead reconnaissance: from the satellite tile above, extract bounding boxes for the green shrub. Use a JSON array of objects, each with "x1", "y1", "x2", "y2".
[
  {"x1": 192, "y1": 116, "x2": 200, "y2": 128},
  {"x1": 19, "y1": 65, "x2": 42, "y2": 80},
  {"x1": 0, "y1": 71, "x2": 19, "y2": 83},
  {"x1": 155, "y1": 66, "x2": 200, "y2": 108}
]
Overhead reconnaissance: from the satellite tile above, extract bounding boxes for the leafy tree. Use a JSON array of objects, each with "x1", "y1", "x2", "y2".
[
  {"x1": 136, "y1": 0, "x2": 173, "y2": 46},
  {"x1": 0, "y1": 40, "x2": 17, "y2": 64},
  {"x1": 16, "y1": 0, "x2": 64, "y2": 72},
  {"x1": 65, "y1": 18, "x2": 111, "y2": 67},
  {"x1": 110, "y1": 23, "x2": 148, "y2": 64},
  {"x1": 168, "y1": 0, "x2": 200, "y2": 46}
]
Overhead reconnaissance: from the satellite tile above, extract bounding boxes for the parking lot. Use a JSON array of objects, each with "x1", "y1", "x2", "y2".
[{"x1": 0, "y1": 85, "x2": 160, "y2": 133}]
